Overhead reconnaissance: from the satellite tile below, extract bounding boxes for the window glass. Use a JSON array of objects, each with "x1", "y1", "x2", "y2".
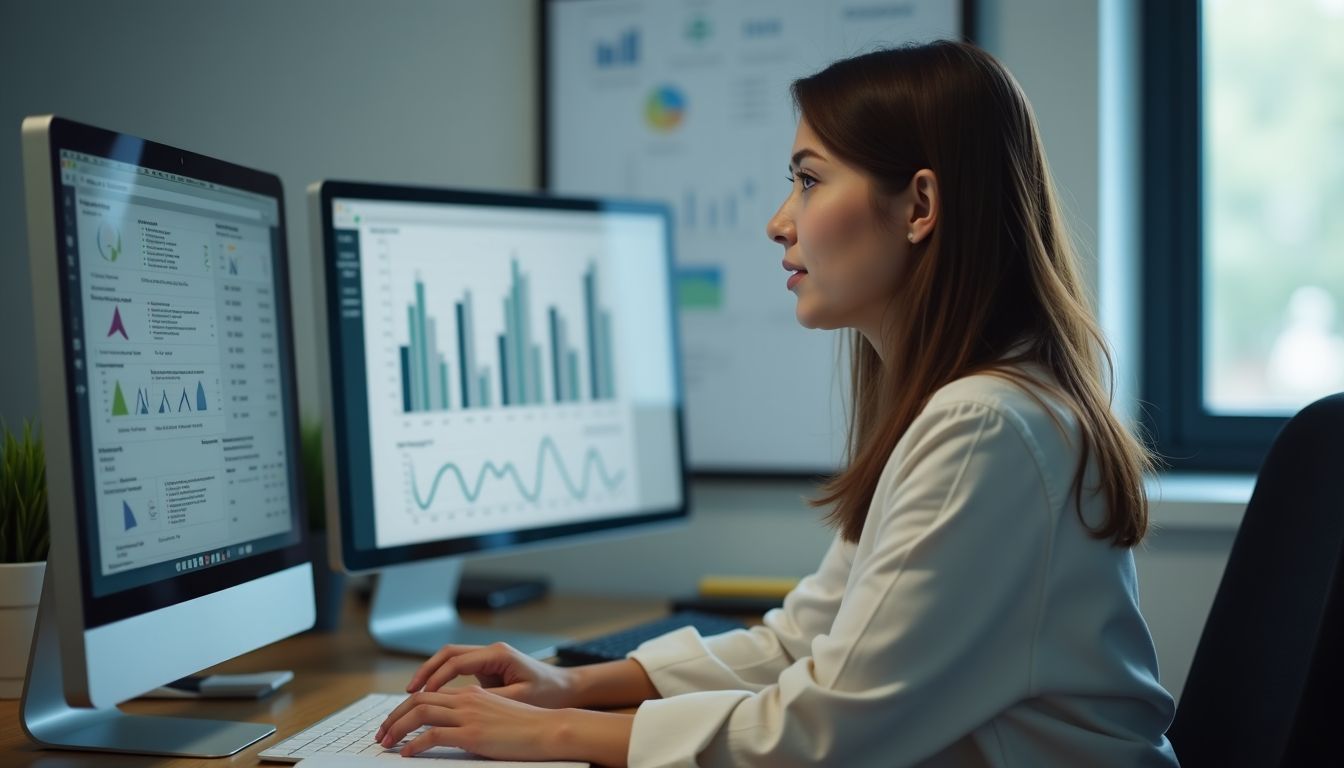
[{"x1": 1202, "y1": 0, "x2": 1344, "y2": 414}]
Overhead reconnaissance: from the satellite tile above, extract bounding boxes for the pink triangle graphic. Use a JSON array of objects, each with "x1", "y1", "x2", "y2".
[{"x1": 107, "y1": 305, "x2": 129, "y2": 340}]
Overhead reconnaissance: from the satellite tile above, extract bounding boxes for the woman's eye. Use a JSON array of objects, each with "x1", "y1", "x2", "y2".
[{"x1": 786, "y1": 173, "x2": 818, "y2": 190}]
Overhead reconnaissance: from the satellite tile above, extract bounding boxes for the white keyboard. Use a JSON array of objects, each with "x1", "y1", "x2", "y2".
[
  {"x1": 258, "y1": 691, "x2": 590, "y2": 765},
  {"x1": 258, "y1": 692, "x2": 412, "y2": 762}
]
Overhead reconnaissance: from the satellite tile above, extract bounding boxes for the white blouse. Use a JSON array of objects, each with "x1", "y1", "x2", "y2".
[{"x1": 626, "y1": 370, "x2": 1179, "y2": 767}]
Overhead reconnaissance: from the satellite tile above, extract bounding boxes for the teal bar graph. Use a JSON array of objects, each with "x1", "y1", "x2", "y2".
[
  {"x1": 407, "y1": 305, "x2": 420, "y2": 408},
  {"x1": 400, "y1": 261, "x2": 615, "y2": 413},
  {"x1": 516, "y1": 261, "x2": 532, "y2": 403},
  {"x1": 416, "y1": 280, "x2": 431, "y2": 409},
  {"x1": 583, "y1": 263, "x2": 616, "y2": 400},
  {"x1": 498, "y1": 259, "x2": 562, "y2": 407},
  {"x1": 400, "y1": 276, "x2": 452, "y2": 413},
  {"x1": 456, "y1": 292, "x2": 486, "y2": 409}
]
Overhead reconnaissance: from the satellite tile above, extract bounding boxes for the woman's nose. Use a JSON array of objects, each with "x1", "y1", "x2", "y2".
[{"x1": 767, "y1": 200, "x2": 795, "y2": 246}]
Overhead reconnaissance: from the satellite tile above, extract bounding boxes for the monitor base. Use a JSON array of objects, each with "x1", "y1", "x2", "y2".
[
  {"x1": 20, "y1": 573, "x2": 275, "y2": 757},
  {"x1": 369, "y1": 557, "x2": 567, "y2": 659}
]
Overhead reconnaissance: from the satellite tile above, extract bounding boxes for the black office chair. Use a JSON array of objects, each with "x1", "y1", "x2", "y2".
[{"x1": 1166, "y1": 392, "x2": 1344, "y2": 767}]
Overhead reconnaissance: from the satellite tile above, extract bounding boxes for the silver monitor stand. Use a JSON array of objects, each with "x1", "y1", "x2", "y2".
[
  {"x1": 20, "y1": 574, "x2": 275, "y2": 758},
  {"x1": 369, "y1": 557, "x2": 566, "y2": 659}
]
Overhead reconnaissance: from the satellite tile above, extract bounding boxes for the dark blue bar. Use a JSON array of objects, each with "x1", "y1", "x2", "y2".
[
  {"x1": 399, "y1": 346, "x2": 412, "y2": 412},
  {"x1": 498, "y1": 333, "x2": 510, "y2": 407},
  {"x1": 440, "y1": 361, "x2": 449, "y2": 410},
  {"x1": 456, "y1": 302, "x2": 470, "y2": 409},
  {"x1": 549, "y1": 307, "x2": 563, "y2": 403},
  {"x1": 623, "y1": 29, "x2": 638, "y2": 63},
  {"x1": 512, "y1": 262, "x2": 527, "y2": 405},
  {"x1": 584, "y1": 267, "x2": 599, "y2": 400}
]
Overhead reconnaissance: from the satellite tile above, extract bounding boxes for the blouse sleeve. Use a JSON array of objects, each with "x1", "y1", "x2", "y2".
[
  {"x1": 626, "y1": 401, "x2": 1056, "y2": 767},
  {"x1": 627, "y1": 533, "x2": 855, "y2": 695}
]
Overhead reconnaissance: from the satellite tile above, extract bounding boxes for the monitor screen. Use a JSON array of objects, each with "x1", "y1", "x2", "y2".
[
  {"x1": 316, "y1": 184, "x2": 686, "y2": 571},
  {"x1": 48, "y1": 126, "x2": 306, "y2": 617}
]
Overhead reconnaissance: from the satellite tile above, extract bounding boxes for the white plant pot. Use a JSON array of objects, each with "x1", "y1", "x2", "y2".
[{"x1": 0, "y1": 561, "x2": 45, "y2": 698}]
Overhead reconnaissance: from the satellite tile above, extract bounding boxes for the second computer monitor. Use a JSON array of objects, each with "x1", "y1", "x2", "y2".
[{"x1": 311, "y1": 182, "x2": 687, "y2": 655}]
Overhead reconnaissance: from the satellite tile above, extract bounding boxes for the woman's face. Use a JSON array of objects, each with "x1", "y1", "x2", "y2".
[{"x1": 766, "y1": 118, "x2": 912, "y2": 346}]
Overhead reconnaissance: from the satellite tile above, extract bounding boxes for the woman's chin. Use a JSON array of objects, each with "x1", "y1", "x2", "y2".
[{"x1": 794, "y1": 303, "x2": 840, "y2": 331}]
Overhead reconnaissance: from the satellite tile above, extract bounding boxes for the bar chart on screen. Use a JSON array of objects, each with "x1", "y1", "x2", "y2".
[
  {"x1": 361, "y1": 219, "x2": 621, "y2": 417},
  {"x1": 395, "y1": 260, "x2": 617, "y2": 414},
  {"x1": 352, "y1": 212, "x2": 650, "y2": 547}
]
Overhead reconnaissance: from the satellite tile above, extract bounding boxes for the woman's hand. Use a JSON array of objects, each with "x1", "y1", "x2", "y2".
[
  {"x1": 374, "y1": 687, "x2": 635, "y2": 765},
  {"x1": 375, "y1": 686, "x2": 565, "y2": 759},
  {"x1": 403, "y1": 641, "x2": 578, "y2": 709}
]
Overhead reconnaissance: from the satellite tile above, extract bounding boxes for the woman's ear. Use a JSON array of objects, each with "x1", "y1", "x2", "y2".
[{"x1": 905, "y1": 169, "x2": 939, "y2": 244}]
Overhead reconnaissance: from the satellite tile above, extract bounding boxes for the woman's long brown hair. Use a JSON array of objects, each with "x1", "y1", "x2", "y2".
[{"x1": 799, "y1": 41, "x2": 1153, "y2": 547}]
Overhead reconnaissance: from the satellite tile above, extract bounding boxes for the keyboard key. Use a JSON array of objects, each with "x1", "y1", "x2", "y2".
[{"x1": 258, "y1": 693, "x2": 409, "y2": 763}]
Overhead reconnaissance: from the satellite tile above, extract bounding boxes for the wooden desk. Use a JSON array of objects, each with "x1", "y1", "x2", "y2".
[{"x1": 0, "y1": 591, "x2": 669, "y2": 767}]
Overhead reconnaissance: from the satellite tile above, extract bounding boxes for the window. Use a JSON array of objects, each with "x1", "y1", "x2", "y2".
[{"x1": 1142, "y1": 0, "x2": 1344, "y2": 470}]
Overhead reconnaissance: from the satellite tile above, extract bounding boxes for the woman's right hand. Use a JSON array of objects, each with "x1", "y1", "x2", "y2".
[{"x1": 405, "y1": 642, "x2": 578, "y2": 710}]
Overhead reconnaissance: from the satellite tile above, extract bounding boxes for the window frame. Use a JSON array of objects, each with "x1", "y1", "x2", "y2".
[{"x1": 1140, "y1": 0, "x2": 1288, "y2": 472}]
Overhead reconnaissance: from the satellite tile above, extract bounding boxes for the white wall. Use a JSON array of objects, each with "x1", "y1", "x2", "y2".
[
  {"x1": 1131, "y1": 519, "x2": 1238, "y2": 701},
  {"x1": 0, "y1": 0, "x2": 537, "y2": 427},
  {"x1": 0, "y1": 0, "x2": 1239, "y2": 702},
  {"x1": 977, "y1": 0, "x2": 1101, "y2": 297}
]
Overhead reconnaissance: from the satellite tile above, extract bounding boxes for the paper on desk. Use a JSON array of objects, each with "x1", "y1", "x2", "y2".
[{"x1": 295, "y1": 750, "x2": 588, "y2": 766}]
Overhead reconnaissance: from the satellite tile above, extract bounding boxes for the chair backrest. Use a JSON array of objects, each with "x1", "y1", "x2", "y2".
[{"x1": 1167, "y1": 393, "x2": 1344, "y2": 767}]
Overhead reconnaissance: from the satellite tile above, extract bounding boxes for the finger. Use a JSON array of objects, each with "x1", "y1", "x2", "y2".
[
  {"x1": 422, "y1": 648, "x2": 486, "y2": 692},
  {"x1": 423, "y1": 646, "x2": 511, "y2": 692},
  {"x1": 375, "y1": 691, "x2": 456, "y2": 743},
  {"x1": 376, "y1": 693, "x2": 417, "y2": 741},
  {"x1": 379, "y1": 699, "x2": 463, "y2": 749},
  {"x1": 402, "y1": 726, "x2": 465, "y2": 758},
  {"x1": 377, "y1": 686, "x2": 479, "y2": 740},
  {"x1": 408, "y1": 644, "x2": 482, "y2": 692}
]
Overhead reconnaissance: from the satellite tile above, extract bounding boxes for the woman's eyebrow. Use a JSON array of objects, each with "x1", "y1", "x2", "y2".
[{"x1": 790, "y1": 148, "x2": 824, "y2": 168}]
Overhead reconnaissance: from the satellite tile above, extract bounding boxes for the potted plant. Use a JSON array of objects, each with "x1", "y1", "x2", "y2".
[
  {"x1": 0, "y1": 421, "x2": 49, "y2": 698},
  {"x1": 302, "y1": 420, "x2": 345, "y2": 631}
]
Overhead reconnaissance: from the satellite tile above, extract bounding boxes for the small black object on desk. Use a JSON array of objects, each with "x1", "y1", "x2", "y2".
[
  {"x1": 670, "y1": 594, "x2": 783, "y2": 616},
  {"x1": 456, "y1": 574, "x2": 550, "y2": 610}
]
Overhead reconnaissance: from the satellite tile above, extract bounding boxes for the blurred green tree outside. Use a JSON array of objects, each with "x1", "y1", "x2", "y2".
[{"x1": 1203, "y1": 0, "x2": 1344, "y2": 413}]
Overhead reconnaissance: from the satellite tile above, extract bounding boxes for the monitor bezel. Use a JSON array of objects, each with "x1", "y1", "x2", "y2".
[
  {"x1": 314, "y1": 180, "x2": 689, "y2": 573},
  {"x1": 33, "y1": 116, "x2": 311, "y2": 629}
]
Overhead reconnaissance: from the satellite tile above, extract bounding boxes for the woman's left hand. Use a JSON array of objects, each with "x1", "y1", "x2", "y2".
[{"x1": 377, "y1": 686, "x2": 569, "y2": 759}]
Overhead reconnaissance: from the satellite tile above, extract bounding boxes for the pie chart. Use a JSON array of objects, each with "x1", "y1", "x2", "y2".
[{"x1": 644, "y1": 85, "x2": 686, "y2": 132}]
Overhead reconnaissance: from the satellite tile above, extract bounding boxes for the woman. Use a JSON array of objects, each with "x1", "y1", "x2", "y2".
[{"x1": 375, "y1": 41, "x2": 1180, "y2": 767}]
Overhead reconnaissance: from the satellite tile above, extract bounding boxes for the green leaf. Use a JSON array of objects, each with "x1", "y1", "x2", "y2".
[
  {"x1": 301, "y1": 420, "x2": 325, "y2": 531},
  {"x1": 0, "y1": 420, "x2": 49, "y2": 563}
]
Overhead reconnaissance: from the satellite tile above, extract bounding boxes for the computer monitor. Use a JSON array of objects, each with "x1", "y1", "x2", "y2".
[
  {"x1": 19, "y1": 116, "x2": 314, "y2": 757},
  {"x1": 311, "y1": 181, "x2": 687, "y2": 657}
]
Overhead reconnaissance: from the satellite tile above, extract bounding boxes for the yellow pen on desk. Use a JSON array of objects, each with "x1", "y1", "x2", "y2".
[{"x1": 697, "y1": 575, "x2": 800, "y2": 599}]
